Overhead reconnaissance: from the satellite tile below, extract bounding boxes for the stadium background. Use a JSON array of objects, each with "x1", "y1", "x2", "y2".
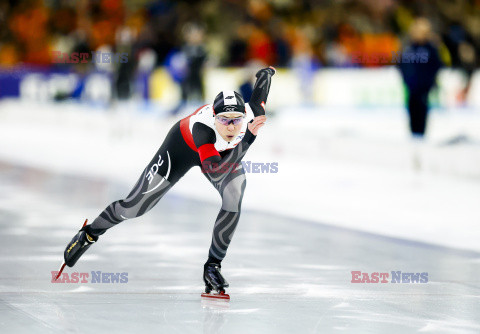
[{"x1": 0, "y1": 1, "x2": 480, "y2": 333}]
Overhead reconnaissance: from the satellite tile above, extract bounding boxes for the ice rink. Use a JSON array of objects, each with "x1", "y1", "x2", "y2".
[
  {"x1": 2, "y1": 0, "x2": 480, "y2": 330},
  {"x1": 1, "y1": 161, "x2": 479, "y2": 333},
  {"x1": 0, "y1": 100, "x2": 479, "y2": 333}
]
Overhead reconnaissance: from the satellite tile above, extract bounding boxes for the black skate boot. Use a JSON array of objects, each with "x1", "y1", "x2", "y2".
[
  {"x1": 54, "y1": 219, "x2": 98, "y2": 281},
  {"x1": 202, "y1": 261, "x2": 230, "y2": 300},
  {"x1": 64, "y1": 221, "x2": 98, "y2": 267}
]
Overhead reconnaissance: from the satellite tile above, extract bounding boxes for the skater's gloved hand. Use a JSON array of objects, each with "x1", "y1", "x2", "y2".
[
  {"x1": 248, "y1": 115, "x2": 267, "y2": 136},
  {"x1": 255, "y1": 66, "x2": 276, "y2": 78}
]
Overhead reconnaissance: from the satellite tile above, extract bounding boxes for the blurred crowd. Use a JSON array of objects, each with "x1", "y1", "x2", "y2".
[{"x1": 0, "y1": 0, "x2": 479, "y2": 70}]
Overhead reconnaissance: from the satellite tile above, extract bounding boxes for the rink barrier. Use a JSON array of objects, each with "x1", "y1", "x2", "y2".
[{"x1": 1, "y1": 66, "x2": 479, "y2": 108}]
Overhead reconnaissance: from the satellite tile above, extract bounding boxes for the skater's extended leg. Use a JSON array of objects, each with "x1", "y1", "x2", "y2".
[
  {"x1": 63, "y1": 147, "x2": 176, "y2": 269},
  {"x1": 89, "y1": 122, "x2": 197, "y2": 237},
  {"x1": 62, "y1": 120, "x2": 198, "y2": 269},
  {"x1": 88, "y1": 167, "x2": 172, "y2": 237},
  {"x1": 63, "y1": 170, "x2": 172, "y2": 267}
]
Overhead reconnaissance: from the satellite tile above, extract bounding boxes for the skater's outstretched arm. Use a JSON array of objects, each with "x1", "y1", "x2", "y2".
[{"x1": 248, "y1": 66, "x2": 276, "y2": 117}]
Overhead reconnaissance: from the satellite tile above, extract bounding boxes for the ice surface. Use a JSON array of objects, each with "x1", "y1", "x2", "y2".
[
  {"x1": 0, "y1": 163, "x2": 479, "y2": 333},
  {"x1": 0, "y1": 101, "x2": 479, "y2": 252}
]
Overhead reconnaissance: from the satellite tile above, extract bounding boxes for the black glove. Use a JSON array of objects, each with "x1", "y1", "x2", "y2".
[{"x1": 255, "y1": 66, "x2": 276, "y2": 78}]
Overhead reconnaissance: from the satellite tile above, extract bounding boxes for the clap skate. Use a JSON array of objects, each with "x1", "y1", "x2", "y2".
[
  {"x1": 201, "y1": 262, "x2": 230, "y2": 300},
  {"x1": 54, "y1": 219, "x2": 98, "y2": 281}
]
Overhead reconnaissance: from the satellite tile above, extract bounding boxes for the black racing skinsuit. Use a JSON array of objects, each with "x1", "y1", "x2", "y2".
[{"x1": 88, "y1": 68, "x2": 275, "y2": 263}]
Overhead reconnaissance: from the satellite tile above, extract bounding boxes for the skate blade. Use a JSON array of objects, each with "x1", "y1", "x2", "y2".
[
  {"x1": 54, "y1": 219, "x2": 88, "y2": 281},
  {"x1": 54, "y1": 262, "x2": 66, "y2": 281},
  {"x1": 201, "y1": 291, "x2": 230, "y2": 301}
]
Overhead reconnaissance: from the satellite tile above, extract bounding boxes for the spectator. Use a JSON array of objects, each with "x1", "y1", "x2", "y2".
[
  {"x1": 398, "y1": 18, "x2": 442, "y2": 169},
  {"x1": 170, "y1": 23, "x2": 207, "y2": 116}
]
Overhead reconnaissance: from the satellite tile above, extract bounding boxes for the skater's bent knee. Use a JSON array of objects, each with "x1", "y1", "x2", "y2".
[
  {"x1": 113, "y1": 202, "x2": 137, "y2": 220},
  {"x1": 221, "y1": 177, "x2": 246, "y2": 212}
]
